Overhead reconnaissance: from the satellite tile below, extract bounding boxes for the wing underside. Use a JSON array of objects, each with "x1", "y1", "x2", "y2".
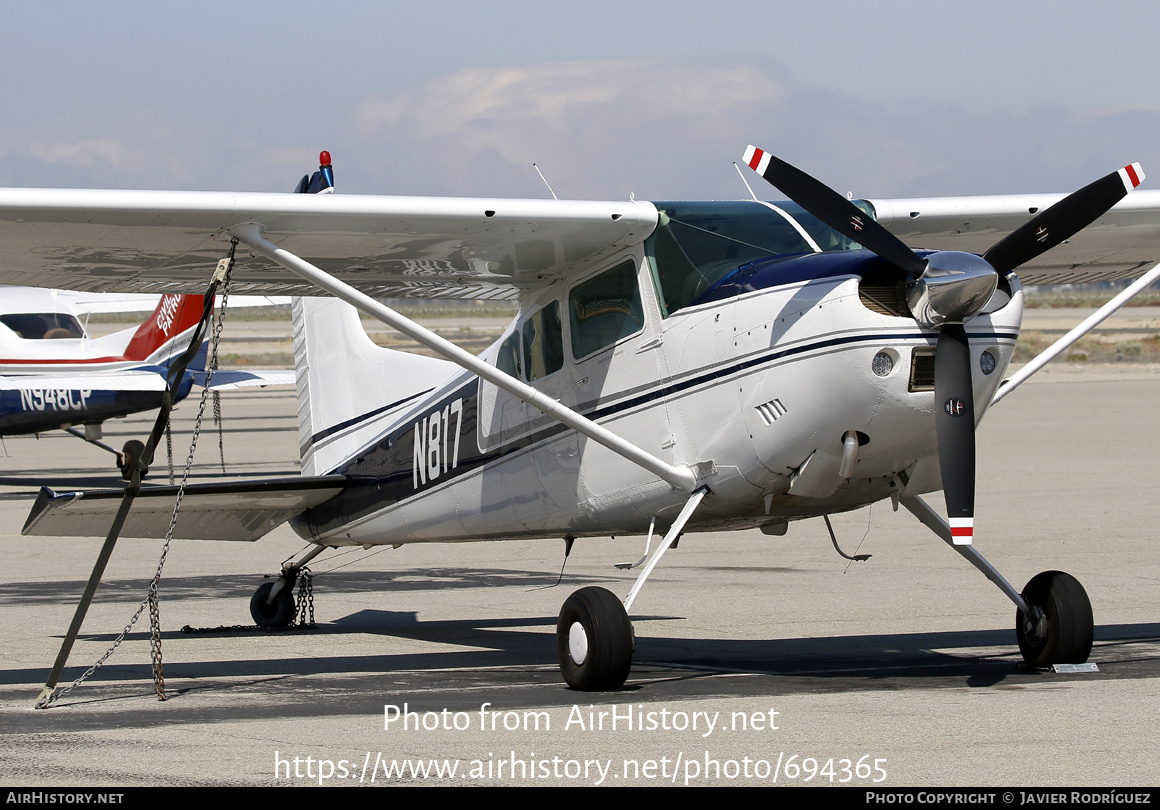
[
  {"x1": 0, "y1": 189, "x2": 657, "y2": 299},
  {"x1": 870, "y1": 190, "x2": 1160, "y2": 284},
  {"x1": 1, "y1": 187, "x2": 1159, "y2": 298}
]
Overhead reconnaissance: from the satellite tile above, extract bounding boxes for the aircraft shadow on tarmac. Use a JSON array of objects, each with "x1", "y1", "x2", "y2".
[
  {"x1": 1, "y1": 568, "x2": 597, "y2": 607},
  {"x1": 7, "y1": 565, "x2": 1159, "y2": 697}
]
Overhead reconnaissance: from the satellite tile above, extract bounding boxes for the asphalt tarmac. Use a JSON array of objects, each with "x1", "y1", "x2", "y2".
[{"x1": 0, "y1": 368, "x2": 1157, "y2": 787}]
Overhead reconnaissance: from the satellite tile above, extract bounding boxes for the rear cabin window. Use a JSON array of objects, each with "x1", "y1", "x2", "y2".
[
  {"x1": 569, "y1": 260, "x2": 645, "y2": 360},
  {"x1": 496, "y1": 331, "x2": 522, "y2": 379},
  {"x1": 521, "y1": 301, "x2": 564, "y2": 381}
]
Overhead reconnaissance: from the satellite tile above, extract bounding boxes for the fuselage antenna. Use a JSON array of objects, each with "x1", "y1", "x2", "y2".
[
  {"x1": 533, "y1": 163, "x2": 559, "y2": 200},
  {"x1": 733, "y1": 162, "x2": 760, "y2": 202}
]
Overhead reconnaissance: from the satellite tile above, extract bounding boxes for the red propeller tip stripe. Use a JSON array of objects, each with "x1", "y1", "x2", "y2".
[
  {"x1": 743, "y1": 145, "x2": 771, "y2": 173},
  {"x1": 950, "y1": 518, "x2": 973, "y2": 546},
  {"x1": 1121, "y1": 163, "x2": 1145, "y2": 191}
]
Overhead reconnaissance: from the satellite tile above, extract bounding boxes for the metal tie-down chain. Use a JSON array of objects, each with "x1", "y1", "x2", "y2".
[
  {"x1": 165, "y1": 420, "x2": 174, "y2": 484},
  {"x1": 214, "y1": 390, "x2": 226, "y2": 474},
  {"x1": 295, "y1": 568, "x2": 316, "y2": 627},
  {"x1": 147, "y1": 258, "x2": 235, "y2": 699}
]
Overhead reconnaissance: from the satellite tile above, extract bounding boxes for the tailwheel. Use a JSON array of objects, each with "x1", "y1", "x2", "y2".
[
  {"x1": 250, "y1": 578, "x2": 296, "y2": 629},
  {"x1": 557, "y1": 586, "x2": 634, "y2": 691},
  {"x1": 118, "y1": 440, "x2": 147, "y2": 481},
  {"x1": 1016, "y1": 570, "x2": 1094, "y2": 668}
]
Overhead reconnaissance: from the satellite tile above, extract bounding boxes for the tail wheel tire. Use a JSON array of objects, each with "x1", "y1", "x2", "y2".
[
  {"x1": 557, "y1": 586, "x2": 634, "y2": 691},
  {"x1": 119, "y1": 440, "x2": 147, "y2": 481},
  {"x1": 250, "y1": 580, "x2": 296, "y2": 629},
  {"x1": 1016, "y1": 570, "x2": 1094, "y2": 668}
]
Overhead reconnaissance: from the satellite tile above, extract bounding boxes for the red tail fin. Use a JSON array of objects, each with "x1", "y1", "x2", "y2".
[{"x1": 123, "y1": 294, "x2": 207, "y2": 362}]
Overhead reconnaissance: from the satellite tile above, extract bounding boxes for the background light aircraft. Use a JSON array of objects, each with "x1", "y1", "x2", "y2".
[
  {"x1": 0, "y1": 289, "x2": 212, "y2": 473},
  {"x1": 0, "y1": 287, "x2": 292, "y2": 475},
  {"x1": 6, "y1": 148, "x2": 1160, "y2": 694}
]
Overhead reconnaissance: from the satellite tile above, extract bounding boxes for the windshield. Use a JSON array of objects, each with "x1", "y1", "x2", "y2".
[
  {"x1": 646, "y1": 199, "x2": 875, "y2": 317},
  {"x1": 0, "y1": 312, "x2": 85, "y2": 339}
]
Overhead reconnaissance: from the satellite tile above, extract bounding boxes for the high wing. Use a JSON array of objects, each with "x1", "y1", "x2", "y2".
[
  {"x1": 0, "y1": 190, "x2": 656, "y2": 299},
  {"x1": 870, "y1": 190, "x2": 1160, "y2": 284},
  {"x1": 2, "y1": 187, "x2": 1160, "y2": 296}
]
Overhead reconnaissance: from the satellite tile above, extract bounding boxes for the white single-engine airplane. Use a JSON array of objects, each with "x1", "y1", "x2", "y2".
[{"x1": 7, "y1": 148, "x2": 1160, "y2": 692}]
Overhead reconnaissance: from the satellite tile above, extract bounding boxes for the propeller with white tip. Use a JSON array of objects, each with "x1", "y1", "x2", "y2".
[{"x1": 742, "y1": 145, "x2": 1144, "y2": 543}]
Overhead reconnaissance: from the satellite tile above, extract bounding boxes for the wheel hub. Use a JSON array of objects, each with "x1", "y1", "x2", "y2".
[
  {"x1": 1022, "y1": 606, "x2": 1047, "y2": 644},
  {"x1": 568, "y1": 622, "x2": 589, "y2": 665}
]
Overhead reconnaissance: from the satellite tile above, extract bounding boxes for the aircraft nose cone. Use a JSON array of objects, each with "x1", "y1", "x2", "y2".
[{"x1": 905, "y1": 251, "x2": 999, "y2": 328}]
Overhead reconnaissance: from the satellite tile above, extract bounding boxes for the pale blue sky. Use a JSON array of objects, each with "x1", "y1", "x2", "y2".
[{"x1": 2, "y1": 1, "x2": 1157, "y2": 200}]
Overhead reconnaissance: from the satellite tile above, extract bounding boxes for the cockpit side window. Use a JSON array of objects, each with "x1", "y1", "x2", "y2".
[
  {"x1": 496, "y1": 331, "x2": 522, "y2": 379},
  {"x1": 522, "y1": 301, "x2": 564, "y2": 382},
  {"x1": 569, "y1": 259, "x2": 645, "y2": 360},
  {"x1": 0, "y1": 313, "x2": 85, "y2": 339}
]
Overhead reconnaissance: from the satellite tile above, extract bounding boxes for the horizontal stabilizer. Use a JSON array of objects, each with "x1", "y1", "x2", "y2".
[
  {"x1": 23, "y1": 476, "x2": 345, "y2": 542},
  {"x1": 191, "y1": 368, "x2": 297, "y2": 390}
]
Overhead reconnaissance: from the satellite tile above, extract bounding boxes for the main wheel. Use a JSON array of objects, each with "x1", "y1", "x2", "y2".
[
  {"x1": 1016, "y1": 570, "x2": 1093, "y2": 668},
  {"x1": 250, "y1": 580, "x2": 296, "y2": 629},
  {"x1": 557, "y1": 586, "x2": 634, "y2": 691}
]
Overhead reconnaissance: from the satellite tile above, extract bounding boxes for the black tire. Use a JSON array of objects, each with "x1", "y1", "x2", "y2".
[
  {"x1": 119, "y1": 440, "x2": 147, "y2": 481},
  {"x1": 250, "y1": 580, "x2": 296, "y2": 629},
  {"x1": 1016, "y1": 570, "x2": 1094, "y2": 668},
  {"x1": 557, "y1": 586, "x2": 634, "y2": 691}
]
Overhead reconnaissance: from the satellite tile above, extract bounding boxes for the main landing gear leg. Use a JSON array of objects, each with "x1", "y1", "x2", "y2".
[
  {"x1": 556, "y1": 487, "x2": 708, "y2": 691},
  {"x1": 900, "y1": 495, "x2": 1094, "y2": 668},
  {"x1": 250, "y1": 545, "x2": 328, "y2": 629}
]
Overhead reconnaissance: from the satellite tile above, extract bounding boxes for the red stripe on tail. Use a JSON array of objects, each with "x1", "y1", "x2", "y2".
[{"x1": 123, "y1": 294, "x2": 207, "y2": 362}]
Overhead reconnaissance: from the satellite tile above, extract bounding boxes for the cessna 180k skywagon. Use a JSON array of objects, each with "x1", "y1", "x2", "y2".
[{"x1": 7, "y1": 147, "x2": 1160, "y2": 693}]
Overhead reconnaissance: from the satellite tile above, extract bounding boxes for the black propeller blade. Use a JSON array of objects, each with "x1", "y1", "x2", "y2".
[
  {"x1": 984, "y1": 163, "x2": 1144, "y2": 274},
  {"x1": 934, "y1": 324, "x2": 975, "y2": 543},
  {"x1": 742, "y1": 146, "x2": 1144, "y2": 546},
  {"x1": 743, "y1": 145, "x2": 927, "y2": 276}
]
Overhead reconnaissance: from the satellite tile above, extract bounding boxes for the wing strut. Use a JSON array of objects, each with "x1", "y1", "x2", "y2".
[
  {"x1": 229, "y1": 223, "x2": 699, "y2": 493},
  {"x1": 992, "y1": 259, "x2": 1160, "y2": 405}
]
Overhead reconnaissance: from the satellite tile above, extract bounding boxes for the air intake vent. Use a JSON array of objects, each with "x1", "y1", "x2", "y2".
[
  {"x1": 859, "y1": 283, "x2": 910, "y2": 317},
  {"x1": 909, "y1": 349, "x2": 935, "y2": 392},
  {"x1": 755, "y1": 398, "x2": 787, "y2": 425}
]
